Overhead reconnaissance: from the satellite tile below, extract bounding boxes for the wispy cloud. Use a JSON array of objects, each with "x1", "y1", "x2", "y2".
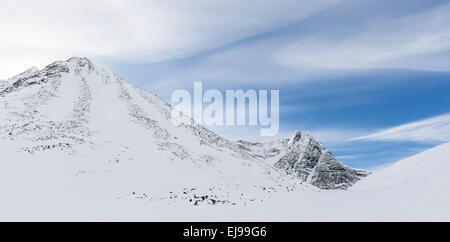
[
  {"x1": 308, "y1": 128, "x2": 367, "y2": 144},
  {"x1": 275, "y1": 3, "x2": 450, "y2": 71},
  {"x1": 350, "y1": 113, "x2": 450, "y2": 143},
  {"x1": 0, "y1": 0, "x2": 340, "y2": 79}
]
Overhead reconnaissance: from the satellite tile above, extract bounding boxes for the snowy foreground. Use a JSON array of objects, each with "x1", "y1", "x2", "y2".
[
  {"x1": 1, "y1": 142, "x2": 449, "y2": 221},
  {"x1": 0, "y1": 58, "x2": 449, "y2": 221}
]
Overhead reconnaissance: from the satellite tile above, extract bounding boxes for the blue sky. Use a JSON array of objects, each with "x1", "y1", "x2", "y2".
[
  {"x1": 2, "y1": 0, "x2": 450, "y2": 169},
  {"x1": 108, "y1": 0, "x2": 450, "y2": 169}
]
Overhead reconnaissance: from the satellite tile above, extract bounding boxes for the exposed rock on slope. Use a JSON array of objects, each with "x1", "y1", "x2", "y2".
[
  {"x1": 0, "y1": 80, "x2": 8, "y2": 91},
  {"x1": 238, "y1": 131, "x2": 370, "y2": 189}
]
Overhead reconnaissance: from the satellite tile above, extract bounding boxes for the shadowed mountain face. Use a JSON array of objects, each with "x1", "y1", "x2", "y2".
[
  {"x1": 238, "y1": 131, "x2": 370, "y2": 190},
  {"x1": 276, "y1": 131, "x2": 369, "y2": 190},
  {"x1": 0, "y1": 57, "x2": 368, "y2": 191}
]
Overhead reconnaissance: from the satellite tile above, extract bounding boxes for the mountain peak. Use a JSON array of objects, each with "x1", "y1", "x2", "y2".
[
  {"x1": 25, "y1": 66, "x2": 39, "y2": 73},
  {"x1": 46, "y1": 56, "x2": 95, "y2": 68},
  {"x1": 67, "y1": 56, "x2": 93, "y2": 64},
  {"x1": 39, "y1": 57, "x2": 98, "y2": 77},
  {"x1": 60, "y1": 56, "x2": 95, "y2": 69},
  {"x1": 287, "y1": 130, "x2": 317, "y2": 147},
  {"x1": 0, "y1": 57, "x2": 369, "y2": 191},
  {"x1": 0, "y1": 57, "x2": 100, "y2": 96},
  {"x1": 276, "y1": 130, "x2": 369, "y2": 189},
  {"x1": 288, "y1": 130, "x2": 302, "y2": 145}
]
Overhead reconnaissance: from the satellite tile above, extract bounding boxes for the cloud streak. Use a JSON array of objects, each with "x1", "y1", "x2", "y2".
[
  {"x1": 276, "y1": 3, "x2": 450, "y2": 71},
  {"x1": 350, "y1": 113, "x2": 450, "y2": 143},
  {"x1": 0, "y1": 0, "x2": 340, "y2": 79}
]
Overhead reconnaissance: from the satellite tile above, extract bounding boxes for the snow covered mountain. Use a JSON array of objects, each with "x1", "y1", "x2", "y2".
[
  {"x1": 0, "y1": 57, "x2": 448, "y2": 221},
  {"x1": 352, "y1": 142, "x2": 450, "y2": 191},
  {"x1": 0, "y1": 57, "x2": 366, "y2": 190},
  {"x1": 238, "y1": 131, "x2": 368, "y2": 189},
  {"x1": 0, "y1": 57, "x2": 372, "y2": 220}
]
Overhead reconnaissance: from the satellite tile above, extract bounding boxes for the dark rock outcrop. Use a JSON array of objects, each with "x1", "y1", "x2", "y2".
[
  {"x1": 310, "y1": 150, "x2": 369, "y2": 190},
  {"x1": 273, "y1": 131, "x2": 370, "y2": 190}
]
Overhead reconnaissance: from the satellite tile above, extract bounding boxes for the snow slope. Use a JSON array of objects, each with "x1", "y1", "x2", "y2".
[
  {"x1": 0, "y1": 141, "x2": 447, "y2": 221},
  {"x1": 353, "y1": 142, "x2": 450, "y2": 191},
  {"x1": 206, "y1": 142, "x2": 450, "y2": 222},
  {"x1": 262, "y1": 142, "x2": 450, "y2": 221}
]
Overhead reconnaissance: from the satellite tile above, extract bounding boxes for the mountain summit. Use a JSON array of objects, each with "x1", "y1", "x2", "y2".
[
  {"x1": 0, "y1": 57, "x2": 368, "y2": 207},
  {"x1": 238, "y1": 131, "x2": 369, "y2": 190}
]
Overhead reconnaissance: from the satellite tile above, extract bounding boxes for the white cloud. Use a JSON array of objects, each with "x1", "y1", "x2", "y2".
[
  {"x1": 0, "y1": 0, "x2": 340, "y2": 79},
  {"x1": 350, "y1": 113, "x2": 450, "y2": 143},
  {"x1": 335, "y1": 155, "x2": 361, "y2": 160},
  {"x1": 275, "y1": 3, "x2": 450, "y2": 71},
  {"x1": 308, "y1": 128, "x2": 367, "y2": 144}
]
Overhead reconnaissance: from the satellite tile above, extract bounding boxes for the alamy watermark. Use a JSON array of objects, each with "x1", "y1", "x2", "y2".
[{"x1": 171, "y1": 82, "x2": 279, "y2": 136}]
